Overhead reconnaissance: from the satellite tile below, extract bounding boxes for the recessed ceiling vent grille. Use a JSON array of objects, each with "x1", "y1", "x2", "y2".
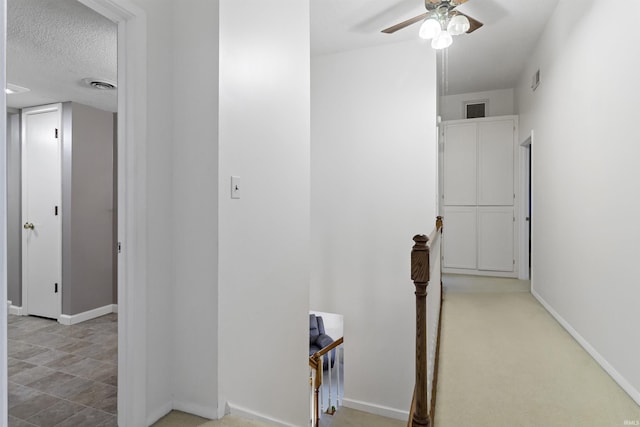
[{"x1": 82, "y1": 78, "x2": 117, "y2": 90}]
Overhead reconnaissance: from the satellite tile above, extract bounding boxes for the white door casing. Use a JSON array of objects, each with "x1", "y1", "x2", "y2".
[
  {"x1": 21, "y1": 104, "x2": 62, "y2": 319},
  {"x1": 77, "y1": 1, "x2": 149, "y2": 425}
]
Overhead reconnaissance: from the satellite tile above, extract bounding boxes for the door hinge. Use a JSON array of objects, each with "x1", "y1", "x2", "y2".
[
  {"x1": 118, "y1": 242, "x2": 122, "y2": 254},
  {"x1": 513, "y1": 259, "x2": 515, "y2": 265},
  {"x1": 513, "y1": 216, "x2": 516, "y2": 222},
  {"x1": 54, "y1": 283, "x2": 59, "y2": 293},
  {"x1": 55, "y1": 128, "x2": 59, "y2": 138},
  {"x1": 54, "y1": 206, "x2": 59, "y2": 216}
]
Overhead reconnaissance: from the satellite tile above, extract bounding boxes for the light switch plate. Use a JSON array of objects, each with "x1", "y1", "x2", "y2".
[{"x1": 231, "y1": 176, "x2": 240, "y2": 199}]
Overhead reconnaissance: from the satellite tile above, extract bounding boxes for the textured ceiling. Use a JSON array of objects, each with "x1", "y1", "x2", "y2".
[
  {"x1": 7, "y1": 0, "x2": 117, "y2": 112},
  {"x1": 311, "y1": 0, "x2": 560, "y2": 95}
]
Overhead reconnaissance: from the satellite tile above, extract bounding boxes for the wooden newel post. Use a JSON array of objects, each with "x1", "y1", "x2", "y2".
[
  {"x1": 411, "y1": 235, "x2": 430, "y2": 427},
  {"x1": 312, "y1": 354, "x2": 322, "y2": 427}
]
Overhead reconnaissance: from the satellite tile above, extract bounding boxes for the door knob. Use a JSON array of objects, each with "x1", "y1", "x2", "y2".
[{"x1": 23, "y1": 222, "x2": 34, "y2": 230}]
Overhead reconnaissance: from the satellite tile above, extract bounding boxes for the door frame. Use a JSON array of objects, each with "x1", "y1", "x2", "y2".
[
  {"x1": 20, "y1": 103, "x2": 63, "y2": 319},
  {"x1": 1, "y1": 1, "x2": 149, "y2": 426},
  {"x1": 518, "y1": 130, "x2": 533, "y2": 280}
]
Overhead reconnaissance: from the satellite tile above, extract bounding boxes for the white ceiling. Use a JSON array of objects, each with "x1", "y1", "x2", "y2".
[
  {"x1": 7, "y1": 0, "x2": 117, "y2": 112},
  {"x1": 7, "y1": 0, "x2": 559, "y2": 112},
  {"x1": 311, "y1": 0, "x2": 560, "y2": 95}
]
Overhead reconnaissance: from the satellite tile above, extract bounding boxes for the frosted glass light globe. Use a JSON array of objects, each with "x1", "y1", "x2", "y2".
[
  {"x1": 419, "y1": 18, "x2": 441, "y2": 40},
  {"x1": 431, "y1": 30, "x2": 453, "y2": 49},
  {"x1": 447, "y1": 14, "x2": 470, "y2": 36}
]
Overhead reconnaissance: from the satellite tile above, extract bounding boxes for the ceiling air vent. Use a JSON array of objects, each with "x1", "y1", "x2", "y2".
[{"x1": 82, "y1": 78, "x2": 117, "y2": 90}]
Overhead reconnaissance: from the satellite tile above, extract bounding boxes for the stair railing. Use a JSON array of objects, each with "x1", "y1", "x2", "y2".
[
  {"x1": 309, "y1": 337, "x2": 344, "y2": 427},
  {"x1": 408, "y1": 216, "x2": 443, "y2": 427}
]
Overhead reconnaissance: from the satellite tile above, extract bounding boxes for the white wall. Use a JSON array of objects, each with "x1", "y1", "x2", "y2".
[
  {"x1": 516, "y1": 0, "x2": 640, "y2": 405},
  {"x1": 217, "y1": 1, "x2": 311, "y2": 425},
  {"x1": 311, "y1": 40, "x2": 437, "y2": 418},
  {"x1": 125, "y1": 0, "x2": 175, "y2": 423},
  {"x1": 440, "y1": 88, "x2": 514, "y2": 121},
  {"x1": 171, "y1": 0, "x2": 219, "y2": 418}
]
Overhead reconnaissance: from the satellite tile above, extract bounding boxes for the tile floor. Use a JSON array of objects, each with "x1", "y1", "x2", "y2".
[{"x1": 8, "y1": 313, "x2": 117, "y2": 426}]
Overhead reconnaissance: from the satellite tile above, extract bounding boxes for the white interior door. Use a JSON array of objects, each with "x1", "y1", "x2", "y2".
[{"x1": 22, "y1": 104, "x2": 62, "y2": 319}]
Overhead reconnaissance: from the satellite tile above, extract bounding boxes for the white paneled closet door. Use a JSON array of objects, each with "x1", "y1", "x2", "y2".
[
  {"x1": 478, "y1": 119, "x2": 515, "y2": 206},
  {"x1": 443, "y1": 122, "x2": 477, "y2": 206},
  {"x1": 442, "y1": 206, "x2": 477, "y2": 270},
  {"x1": 478, "y1": 207, "x2": 514, "y2": 272},
  {"x1": 441, "y1": 115, "x2": 518, "y2": 277}
]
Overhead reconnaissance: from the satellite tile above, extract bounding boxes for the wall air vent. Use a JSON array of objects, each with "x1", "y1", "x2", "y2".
[
  {"x1": 464, "y1": 101, "x2": 487, "y2": 119},
  {"x1": 532, "y1": 69, "x2": 540, "y2": 91}
]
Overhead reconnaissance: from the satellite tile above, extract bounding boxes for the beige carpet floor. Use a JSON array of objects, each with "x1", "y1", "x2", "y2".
[
  {"x1": 434, "y1": 289, "x2": 640, "y2": 427},
  {"x1": 153, "y1": 407, "x2": 404, "y2": 427},
  {"x1": 153, "y1": 276, "x2": 640, "y2": 427}
]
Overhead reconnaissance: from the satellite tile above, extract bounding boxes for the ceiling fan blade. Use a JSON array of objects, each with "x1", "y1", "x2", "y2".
[
  {"x1": 381, "y1": 13, "x2": 427, "y2": 34},
  {"x1": 459, "y1": 12, "x2": 483, "y2": 33}
]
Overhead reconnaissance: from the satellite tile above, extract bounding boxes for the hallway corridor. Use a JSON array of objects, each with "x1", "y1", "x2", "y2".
[{"x1": 434, "y1": 277, "x2": 640, "y2": 426}]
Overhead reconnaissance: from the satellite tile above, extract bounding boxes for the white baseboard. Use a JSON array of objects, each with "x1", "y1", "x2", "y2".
[
  {"x1": 227, "y1": 402, "x2": 300, "y2": 427},
  {"x1": 173, "y1": 401, "x2": 218, "y2": 421},
  {"x1": 9, "y1": 305, "x2": 24, "y2": 316},
  {"x1": 442, "y1": 268, "x2": 517, "y2": 278},
  {"x1": 532, "y1": 289, "x2": 640, "y2": 406},
  {"x1": 342, "y1": 397, "x2": 409, "y2": 421},
  {"x1": 217, "y1": 400, "x2": 230, "y2": 419},
  {"x1": 58, "y1": 304, "x2": 117, "y2": 326},
  {"x1": 146, "y1": 401, "x2": 173, "y2": 427}
]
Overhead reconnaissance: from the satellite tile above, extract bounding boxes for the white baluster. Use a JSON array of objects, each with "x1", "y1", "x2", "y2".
[
  {"x1": 336, "y1": 345, "x2": 341, "y2": 406},
  {"x1": 310, "y1": 368, "x2": 314, "y2": 425},
  {"x1": 327, "y1": 352, "x2": 333, "y2": 413},
  {"x1": 320, "y1": 363, "x2": 324, "y2": 415}
]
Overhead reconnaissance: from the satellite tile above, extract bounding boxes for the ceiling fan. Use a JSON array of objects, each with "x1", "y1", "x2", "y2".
[{"x1": 382, "y1": 0, "x2": 483, "y2": 49}]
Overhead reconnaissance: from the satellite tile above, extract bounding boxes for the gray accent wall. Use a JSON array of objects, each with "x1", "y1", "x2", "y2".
[
  {"x1": 62, "y1": 102, "x2": 116, "y2": 315},
  {"x1": 7, "y1": 113, "x2": 21, "y2": 306}
]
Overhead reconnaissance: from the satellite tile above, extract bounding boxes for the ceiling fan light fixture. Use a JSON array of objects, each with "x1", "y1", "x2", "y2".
[
  {"x1": 432, "y1": 30, "x2": 453, "y2": 49},
  {"x1": 447, "y1": 14, "x2": 470, "y2": 36},
  {"x1": 419, "y1": 17, "x2": 442, "y2": 40}
]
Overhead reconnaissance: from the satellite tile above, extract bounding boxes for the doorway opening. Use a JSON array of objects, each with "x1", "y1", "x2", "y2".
[
  {"x1": 6, "y1": 1, "x2": 119, "y2": 423},
  {"x1": 3, "y1": 0, "x2": 148, "y2": 425}
]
